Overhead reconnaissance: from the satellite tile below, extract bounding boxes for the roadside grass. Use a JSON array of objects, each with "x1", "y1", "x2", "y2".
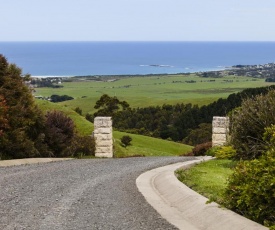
[
  {"x1": 36, "y1": 100, "x2": 192, "y2": 157},
  {"x1": 176, "y1": 159, "x2": 237, "y2": 204},
  {"x1": 34, "y1": 74, "x2": 273, "y2": 115}
]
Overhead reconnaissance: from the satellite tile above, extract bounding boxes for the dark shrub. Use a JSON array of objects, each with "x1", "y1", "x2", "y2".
[
  {"x1": 191, "y1": 142, "x2": 212, "y2": 156},
  {"x1": 50, "y1": 94, "x2": 73, "y2": 102},
  {"x1": 45, "y1": 110, "x2": 75, "y2": 157},
  {"x1": 74, "y1": 107, "x2": 82, "y2": 115},
  {"x1": 85, "y1": 113, "x2": 94, "y2": 122},
  {"x1": 65, "y1": 135, "x2": 95, "y2": 158},
  {"x1": 120, "y1": 135, "x2": 132, "y2": 147},
  {"x1": 182, "y1": 123, "x2": 212, "y2": 146}
]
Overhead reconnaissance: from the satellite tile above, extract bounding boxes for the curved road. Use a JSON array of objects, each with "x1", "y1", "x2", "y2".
[{"x1": 0, "y1": 157, "x2": 195, "y2": 230}]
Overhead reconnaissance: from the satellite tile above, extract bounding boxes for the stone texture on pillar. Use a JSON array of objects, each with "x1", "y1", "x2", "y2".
[
  {"x1": 212, "y1": 116, "x2": 229, "y2": 146},
  {"x1": 94, "y1": 117, "x2": 113, "y2": 158}
]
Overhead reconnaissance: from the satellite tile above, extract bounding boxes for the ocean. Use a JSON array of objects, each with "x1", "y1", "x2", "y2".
[{"x1": 0, "y1": 41, "x2": 275, "y2": 77}]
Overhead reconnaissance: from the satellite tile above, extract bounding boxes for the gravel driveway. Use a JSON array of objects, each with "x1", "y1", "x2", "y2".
[{"x1": 0, "y1": 157, "x2": 195, "y2": 230}]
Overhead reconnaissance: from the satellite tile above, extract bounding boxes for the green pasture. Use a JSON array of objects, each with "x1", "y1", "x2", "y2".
[
  {"x1": 36, "y1": 100, "x2": 192, "y2": 157},
  {"x1": 113, "y1": 131, "x2": 192, "y2": 158},
  {"x1": 34, "y1": 74, "x2": 274, "y2": 115}
]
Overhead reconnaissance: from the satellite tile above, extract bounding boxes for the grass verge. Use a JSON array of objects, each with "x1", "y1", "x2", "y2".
[{"x1": 176, "y1": 159, "x2": 237, "y2": 204}]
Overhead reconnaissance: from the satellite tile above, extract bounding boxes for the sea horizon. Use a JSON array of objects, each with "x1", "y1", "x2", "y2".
[{"x1": 1, "y1": 41, "x2": 275, "y2": 76}]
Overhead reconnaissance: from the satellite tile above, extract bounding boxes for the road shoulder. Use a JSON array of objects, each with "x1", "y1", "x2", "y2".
[{"x1": 136, "y1": 156, "x2": 268, "y2": 230}]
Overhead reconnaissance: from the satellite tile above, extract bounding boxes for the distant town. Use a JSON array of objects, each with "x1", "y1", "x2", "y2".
[{"x1": 197, "y1": 62, "x2": 275, "y2": 81}]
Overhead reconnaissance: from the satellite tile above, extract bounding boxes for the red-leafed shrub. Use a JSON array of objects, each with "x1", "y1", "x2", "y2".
[{"x1": 191, "y1": 142, "x2": 212, "y2": 156}]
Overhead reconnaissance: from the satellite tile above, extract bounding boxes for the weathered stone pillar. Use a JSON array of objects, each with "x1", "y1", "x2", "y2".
[
  {"x1": 212, "y1": 116, "x2": 229, "y2": 146},
  {"x1": 94, "y1": 117, "x2": 113, "y2": 158}
]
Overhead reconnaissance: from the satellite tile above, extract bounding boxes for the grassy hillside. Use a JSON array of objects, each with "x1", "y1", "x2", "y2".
[
  {"x1": 36, "y1": 100, "x2": 192, "y2": 157},
  {"x1": 113, "y1": 131, "x2": 192, "y2": 157},
  {"x1": 34, "y1": 74, "x2": 273, "y2": 115},
  {"x1": 36, "y1": 100, "x2": 93, "y2": 136}
]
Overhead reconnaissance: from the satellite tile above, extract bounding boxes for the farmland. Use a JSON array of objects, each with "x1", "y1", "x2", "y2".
[{"x1": 34, "y1": 74, "x2": 274, "y2": 115}]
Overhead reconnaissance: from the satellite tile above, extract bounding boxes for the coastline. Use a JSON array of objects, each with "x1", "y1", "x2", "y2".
[
  {"x1": 31, "y1": 67, "x2": 227, "y2": 78},
  {"x1": 30, "y1": 61, "x2": 275, "y2": 80},
  {"x1": 31, "y1": 66, "x2": 229, "y2": 79}
]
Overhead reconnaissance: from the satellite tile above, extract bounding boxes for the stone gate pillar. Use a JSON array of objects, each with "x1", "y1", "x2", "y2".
[
  {"x1": 212, "y1": 116, "x2": 229, "y2": 146},
  {"x1": 94, "y1": 117, "x2": 113, "y2": 158}
]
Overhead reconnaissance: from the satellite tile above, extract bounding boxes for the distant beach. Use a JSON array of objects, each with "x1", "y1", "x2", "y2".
[{"x1": 0, "y1": 42, "x2": 275, "y2": 76}]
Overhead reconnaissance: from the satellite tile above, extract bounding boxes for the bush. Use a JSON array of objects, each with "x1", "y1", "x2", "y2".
[
  {"x1": 230, "y1": 90, "x2": 275, "y2": 160},
  {"x1": 214, "y1": 146, "x2": 236, "y2": 159},
  {"x1": 182, "y1": 123, "x2": 212, "y2": 146},
  {"x1": 205, "y1": 146, "x2": 221, "y2": 157},
  {"x1": 120, "y1": 135, "x2": 132, "y2": 147},
  {"x1": 50, "y1": 94, "x2": 73, "y2": 103},
  {"x1": 44, "y1": 110, "x2": 75, "y2": 157},
  {"x1": 85, "y1": 113, "x2": 94, "y2": 122},
  {"x1": 65, "y1": 135, "x2": 95, "y2": 158},
  {"x1": 223, "y1": 126, "x2": 275, "y2": 228},
  {"x1": 74, "y1": 107, "x2": 82, "y2": 115},
  {"x1": 223, "y1": 150, "x2": 275, "y2": 228},
  {"x1": 191, "y1": 142, "x2": 212, "y2": 156},
  {"x1": 263, "y1": 125, "x2": 275, "y2": 151}
]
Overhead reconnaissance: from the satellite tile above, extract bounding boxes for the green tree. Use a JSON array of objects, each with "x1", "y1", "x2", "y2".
[
  {"x1": 85, "y1": 113, "x2": 94, "y2": 122},
  {"x1": 182, "y1": 123, "x2": 212, "y2": 146},
  {"x1": 0, "y1": 55, "x2": 45, "y2": 159},
  {"x1": 94, "y1": 94, "x2": 129, "y2": 117},
  {"x1": 74, "y1": 106, "x2": 82, "y2": 115}
]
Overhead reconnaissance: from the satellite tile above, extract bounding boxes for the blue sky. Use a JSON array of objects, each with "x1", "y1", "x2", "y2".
[{"x1": 1, "y1": 0, "x2": 275, "y2": 41}]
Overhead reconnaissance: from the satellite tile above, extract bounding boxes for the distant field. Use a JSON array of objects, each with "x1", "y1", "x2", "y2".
[
  {"x1": 34, "y1": 74, "x2": 274, "y2": 114},
  {"x1": 36, "y1": 100, "x2": 192, "y2": 157}
]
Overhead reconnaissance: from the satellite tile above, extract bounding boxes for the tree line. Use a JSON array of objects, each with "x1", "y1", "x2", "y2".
[{"x1": 94, "y1": 86, "x2": 275, "y2": 145}]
